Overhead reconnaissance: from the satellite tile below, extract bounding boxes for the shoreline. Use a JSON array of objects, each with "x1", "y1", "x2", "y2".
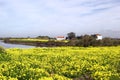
[{"x1": 4, "y1": 39, "x2": 69, "y2": 47}]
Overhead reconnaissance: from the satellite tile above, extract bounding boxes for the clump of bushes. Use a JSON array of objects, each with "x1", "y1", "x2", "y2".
[
  {"x1": 0, "y1": 46, "x2": 6, "y2": 53},
  {"x1": 0, "y1": 46, "x2": 11, "y2": 61}
]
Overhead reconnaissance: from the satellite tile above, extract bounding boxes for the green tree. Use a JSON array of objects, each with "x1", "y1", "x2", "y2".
[{"x1": 67, "y1": 32, "x2": 76, "y2": 40}]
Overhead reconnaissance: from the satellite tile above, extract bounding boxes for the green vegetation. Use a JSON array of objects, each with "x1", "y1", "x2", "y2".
[
  {"x1": 9, "y1": 38, "x2": 49, "y2": 42},
  {"x1": 0, "y1": 46, "x2": 6, "y2": 53},
  {"x1": 9, "y1": 38, "x2": 69, "y2": 43},
  {"x1": 3, "y1": 32, "x2": 120, "y2": 47},
  {"x1": 0, "y1": 47, "x2": 120, "y2": 80}
]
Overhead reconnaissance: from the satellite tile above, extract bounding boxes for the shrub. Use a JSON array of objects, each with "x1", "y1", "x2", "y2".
[{"x1": 0, "y1": 46, "x2": 6, "y2": 54}]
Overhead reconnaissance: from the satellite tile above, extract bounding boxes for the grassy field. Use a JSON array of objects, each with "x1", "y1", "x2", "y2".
[
  {"x1": 0, "y1": 46, "x2": 120, "y2": 80},
  {"x1": 9, "y1": 38, "x2": 69, "y2": 43},
  {"x1": 9, "y1": 38, "x2": 49, "y2": 42}
]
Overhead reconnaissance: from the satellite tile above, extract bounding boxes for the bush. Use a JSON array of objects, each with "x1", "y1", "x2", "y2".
[{"x1": 0, "y1": 46, "x2": 6, "y2": 53}]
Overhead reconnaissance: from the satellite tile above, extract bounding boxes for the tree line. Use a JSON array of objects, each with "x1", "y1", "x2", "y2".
[
  {"x1": 67, "y1": 32, "x2": 120, "y2": 47},
  {"x1": 1, "y1": 32, "x2": 120, "y2": 47}
]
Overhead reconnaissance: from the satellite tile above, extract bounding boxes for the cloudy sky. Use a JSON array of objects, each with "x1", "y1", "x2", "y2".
[{"x1": 0, "y1": 0, "x2": 120, "y2": 37}]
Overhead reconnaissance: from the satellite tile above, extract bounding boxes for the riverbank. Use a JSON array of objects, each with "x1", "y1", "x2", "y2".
[
  {"x1": 3, "y1": 38, "x2": 69, "y2": 47},
  {"x1": 0, "y1": 40, "x2": 35, "y2": 48}
]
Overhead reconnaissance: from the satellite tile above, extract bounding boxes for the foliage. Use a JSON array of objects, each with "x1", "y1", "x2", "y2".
[
  {"x1": 0, "y1": 46, "x2": 6, "y2": 53},
  {"x1": 3, "y1": 32, "x2": 120, "y2": 47},
  {"x1": 67, "y1": 32, "x2": 76, "y2": 40},
  {"x1": 71, "y1": 34, "x2": 120, "y2": 47},
  {"x1": 0, "y1": 47, "x2": 120, "y2": 80},
  {"x1": 9, "y1": 38, "x2": 49, "y2": 42},
  {"x1": 36, "y1": 36, "x2": 50, "y2": 40}
]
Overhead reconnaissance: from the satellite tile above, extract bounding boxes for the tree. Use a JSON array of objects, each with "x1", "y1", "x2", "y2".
[
  {"x1": 67, "y1": 32, "x2": 76, "y2": 40},
  {"x1": 82, "y1": 35, "x2": 91, "y2": 47},
  {"x1": 36, "y1": 36, "x2": 49, "y2": 39}
]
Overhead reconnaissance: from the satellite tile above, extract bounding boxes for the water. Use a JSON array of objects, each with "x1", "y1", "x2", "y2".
[{"x1": 0, "y1": 40, "x2": 35, "y2": 48}]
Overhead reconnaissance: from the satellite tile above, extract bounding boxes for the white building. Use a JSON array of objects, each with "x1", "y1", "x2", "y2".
[
  {"x1": 96, "y1": 34, "x2": 102, "y2": 40},
  {"x1": 56, "y1": 36, "x2": 65, "y2": 40}
]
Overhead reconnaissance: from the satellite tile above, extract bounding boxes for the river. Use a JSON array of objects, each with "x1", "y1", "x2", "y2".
[{"x1": 0, "y1": 40, "x2": 35, "y2": 48}]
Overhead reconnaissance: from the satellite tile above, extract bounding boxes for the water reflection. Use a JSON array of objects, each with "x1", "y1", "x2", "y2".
[{"x1": 0, "y1": 40, "x2": 35, "y2": 48}]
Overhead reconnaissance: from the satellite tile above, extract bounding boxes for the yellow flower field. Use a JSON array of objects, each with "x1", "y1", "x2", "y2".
[{"x1": 0, "y1": 47, "x2": 120, "y2": 80}]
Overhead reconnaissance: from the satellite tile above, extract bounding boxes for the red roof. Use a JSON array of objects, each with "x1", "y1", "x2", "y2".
[
  {"x1": 57, "y1": 36, "x2": 64, "y2": 38},
  {"x1": 96, "y1": 34, "x2": 101, "y2": 36}
]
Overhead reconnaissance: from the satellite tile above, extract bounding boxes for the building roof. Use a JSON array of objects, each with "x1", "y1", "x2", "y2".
[
  {"x1": 56, "y1": 36, "x2": 65, "y2": 38},
  {"x1": 95, "y1": 34, "x2": 102, "y2": 36}
]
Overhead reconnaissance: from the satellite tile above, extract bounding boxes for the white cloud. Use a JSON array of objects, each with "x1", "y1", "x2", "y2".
[{"x1": 0, "y1": 0, "x2": 120, "y2": 37}]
